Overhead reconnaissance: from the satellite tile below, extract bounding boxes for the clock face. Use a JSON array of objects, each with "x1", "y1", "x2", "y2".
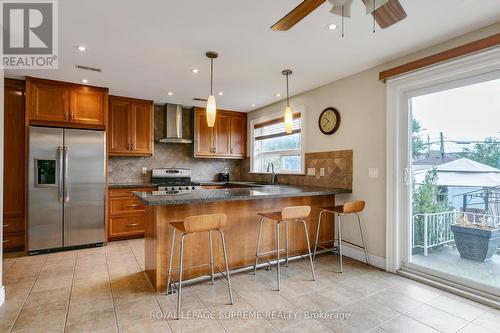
[{"x1": 319, "y1": 108, "x2": 340, "y2": 135}]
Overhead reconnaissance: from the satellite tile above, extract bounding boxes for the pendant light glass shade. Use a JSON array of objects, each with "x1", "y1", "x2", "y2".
[
  {"x1": 284, "y1": 106, "x2": 293, "y2": 134},
  {"x1": 282, "y1": 69, "x2": 294, "y2": 134},
  {"x1": 206, "y1": 51, "x2": 218, "y2": 127},
  {"x1": 206, "y1": 95, "x2": 216, "y2": 127}
]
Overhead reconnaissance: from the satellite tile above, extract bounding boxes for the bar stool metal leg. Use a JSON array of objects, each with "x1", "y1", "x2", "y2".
[
  {"x1": 301, "y1": 219, "x2": 316, "y2": 281},
  {"x1": 337, "y1": 214, "x2": 343, "y2": 273},
  {"x1": 166, "y1": 228, "x2": 176, "y2": 295},
  {"x1": 275, "y1": 222, "x2": 281, "y2": 291},
  {"x1": 356, "y1": 213, "x2": 369, "y2": 265},
  {"x1": 176, "y1": 233, "x2": 186, "y2": 319},
  {"x1": 219, "y1": 230, "x2": 234, "y2": 304},
  {"x1": 313, "y1": 210, "x2": 325, "y2": 260},
  {"x1": 209, "y1": 230, "x2": 215, "y2": 284},
  {"x1": 285, "y1": 221, "x2": 289, "y2": 267},
  {"x1": 254, "y1": 217, "x2": 264, "y2": 275}
]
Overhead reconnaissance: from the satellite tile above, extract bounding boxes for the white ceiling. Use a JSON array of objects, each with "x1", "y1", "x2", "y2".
[{"x1": 6, "y1": 0, "x2": 500, "y2": 111}]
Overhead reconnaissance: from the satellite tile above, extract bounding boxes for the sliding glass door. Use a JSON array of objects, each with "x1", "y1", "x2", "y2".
[{"x1": 403, "y1": 72, "x2": 500, "y2": 296}]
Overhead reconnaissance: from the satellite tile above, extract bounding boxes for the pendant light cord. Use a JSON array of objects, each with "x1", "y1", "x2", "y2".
[
  {"x1": 286, "y1": 73, "x2": 290, "y2": 107},
  {"x1": 373, "y1": 0, "x2": 376, "y2": 33},
  {"x1": 341, "y1": 5, "x2": 344, "y2": 38},
  {"x1": 210, "y1": 58, "x2": 214, "y2": 95}
]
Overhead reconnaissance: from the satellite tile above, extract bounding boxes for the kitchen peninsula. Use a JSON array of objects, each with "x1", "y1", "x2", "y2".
[{"x1": 136, "y1": 183, "x2": 351, "y2": 291}]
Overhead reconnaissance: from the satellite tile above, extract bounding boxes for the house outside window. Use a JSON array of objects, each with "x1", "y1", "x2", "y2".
[{"x1": 251, "y1": 110, "x2": 304, "y2": 174}]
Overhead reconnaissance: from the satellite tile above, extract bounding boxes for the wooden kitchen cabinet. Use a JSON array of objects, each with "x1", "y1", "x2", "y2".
[
  {"x1": 108, "y1": 95, "x2": 153, "y2": 156},
  {"x1": 3, "y1": 79, "x2": 26, "y2": 252},
  {"x1": 108, "y1": 187, "x2": 152, "y2": 240},
  {"x1": 26, "y1": 77, "x2": 108, "y2": 129},
  {"x1": 194, "y1": 108, "x2": 246, "y2": 159}
]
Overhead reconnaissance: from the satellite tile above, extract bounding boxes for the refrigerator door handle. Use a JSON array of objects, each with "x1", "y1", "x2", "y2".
[
  {"x1": 57, "y1": 145, "x2": 64, "y2": 202},
  {"x1": 63, "y1": 145, "x2": 69, "y2": 203}
]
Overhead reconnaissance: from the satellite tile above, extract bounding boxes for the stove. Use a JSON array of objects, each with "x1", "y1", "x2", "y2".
[{"x1": 151, "y1": 168, "x2": 200, "y2": 193}]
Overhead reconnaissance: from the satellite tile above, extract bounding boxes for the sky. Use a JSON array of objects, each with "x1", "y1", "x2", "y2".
[{"x1": 411, "y1": 78, "x2": 500, "y2": 153}]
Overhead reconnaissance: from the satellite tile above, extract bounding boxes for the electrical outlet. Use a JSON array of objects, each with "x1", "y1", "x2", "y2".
[
  {"x1": 368, "y1": 168, "x2": 379, "y2": 178},
  {"x1": 320, "y1": 168, "x2": 325, "y2": 177},
  {"x1": 307, "y1": 168, "x2": 316, "y2": 176},
  {"x1": 142, "y1": 167, "x2": 148, "y2": 175},
  {"x1": 224, "y1": 167, "x2": 229, "y2": 174}
]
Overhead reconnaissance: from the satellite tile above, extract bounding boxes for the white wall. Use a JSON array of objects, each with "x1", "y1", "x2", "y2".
[{"x1": 247, "y1": 22, "x2": 500, "y2": 259}]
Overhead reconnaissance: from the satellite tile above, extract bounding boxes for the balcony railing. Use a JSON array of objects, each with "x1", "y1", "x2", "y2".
[{"x1": 412, "y1": 211, "x2": 500, "y2": 256}]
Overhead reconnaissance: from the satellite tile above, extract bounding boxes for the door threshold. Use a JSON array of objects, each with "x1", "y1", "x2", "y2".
[{"x1": 398, "y1": 267, "x2": 500, "y2": 309}]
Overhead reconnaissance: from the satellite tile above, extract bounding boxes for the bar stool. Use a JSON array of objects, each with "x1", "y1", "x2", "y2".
[
  {"x1": 313, "y1": 201, "x2": 368, "y2": 273},
  {"x1": 254, "y1": 206, "x2": 315, "y2": 291},
  {"x1": 166, "y1": 214, "x2": 233, "y2": 319}
]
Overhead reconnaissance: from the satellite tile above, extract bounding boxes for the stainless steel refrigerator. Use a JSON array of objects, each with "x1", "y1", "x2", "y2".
[{"x1": 28, "y1": 126, "x2": 106, "y2": 253}]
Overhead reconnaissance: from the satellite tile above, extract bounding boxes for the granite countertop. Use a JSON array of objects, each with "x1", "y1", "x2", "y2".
[
  {"x1": 134, "y1": 184, "x2": 351, "y2": 206},
  {"x1": 108, "y1": 182, "x2": 156, "y2": 189}
]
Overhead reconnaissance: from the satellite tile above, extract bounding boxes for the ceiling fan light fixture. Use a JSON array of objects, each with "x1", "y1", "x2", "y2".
[{"x1": 205, "y1": 51, "x2": 218, "y2": 128}]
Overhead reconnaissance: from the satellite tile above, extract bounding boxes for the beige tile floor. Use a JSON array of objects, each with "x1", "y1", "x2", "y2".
[{"x1": 1, "y1": 238, "x2": 499, "y2": 333}]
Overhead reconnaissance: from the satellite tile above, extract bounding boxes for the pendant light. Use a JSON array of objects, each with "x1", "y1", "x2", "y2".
[
  {"x1": 206, "y1": 51, "x2": 218, "y2": 127},
  {"x1": 282, "y1": 69, "x2": 293, "y2": 134}
]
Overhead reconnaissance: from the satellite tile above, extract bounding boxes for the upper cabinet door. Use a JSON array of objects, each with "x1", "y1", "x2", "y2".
[
  {"x1": 130, "y1": 101, "x2": 152, "y2": 155},
  {"x1": 28, "y1": 80, "x2": 70, "y2": 123},
  {"x1": 194, "y1": 108, "x2": 214, "y2": 158},
  {"x1": 230, "y1": 114, "x2": 246, "y2": 158},
  {"x1": 70, "y1": 87, "x2": 106, "y2": 126},
  {"x1": 108, "y1": 98, "x2": 131, "y2": 155},
  {"x1": 213, "y1": 113, "x2": 231, "y2": 157}
]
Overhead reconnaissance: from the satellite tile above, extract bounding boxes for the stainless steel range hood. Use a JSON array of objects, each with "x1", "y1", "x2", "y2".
[{"x1": 157, "y1": 104, "x2": 192, "y2": 143}]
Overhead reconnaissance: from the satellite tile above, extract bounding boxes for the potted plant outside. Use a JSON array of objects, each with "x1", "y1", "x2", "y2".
[{"x1": 451, "y1": 215, "x2": 500, "y2": 262}]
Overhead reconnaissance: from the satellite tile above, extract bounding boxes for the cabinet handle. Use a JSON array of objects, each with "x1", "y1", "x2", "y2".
[
  {"x1": 3, "y1": 240, "x2": 9, "y2": 243},
  {"x1": 65, "y1": 111, "x2": 69, "y2": 120},
  {"x1": 126, "y1": 204, "x2": 141, "y2": 208},
  {"x1": 3, "y1": 224, "x2": 9, "y2": 227},
  {"x1": 126, "y1": 223, "x2": 139, "y2": 227},
  {"x1": 230, "y1": 148, "x2": 233, "y2": 154},
  {"x1": 70, "y1": 111, "x2": 74, "y2": 121}
]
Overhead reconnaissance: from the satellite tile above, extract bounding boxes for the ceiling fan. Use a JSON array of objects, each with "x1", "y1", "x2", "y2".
[{"x1": 271, "y1": 0, "x2": 407, "y2": 31}]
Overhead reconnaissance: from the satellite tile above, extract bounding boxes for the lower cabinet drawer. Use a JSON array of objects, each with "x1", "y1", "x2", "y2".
[
  {"x1": 3, "y1": 216, "x2": 25, "y2": 234},
  {"x1": 3, "y1": 232, "x2": 25, "y2": 252},
  {"x1": 109, "y1": 197, "x2": 145, "y2": 214},
  {"x1": 109, "y1": 214, "x2": 145, "y2": 239}
]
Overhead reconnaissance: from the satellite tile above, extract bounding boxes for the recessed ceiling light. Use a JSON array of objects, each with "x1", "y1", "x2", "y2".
[
  {"x1": 77, "y1": 45, "x2": 87, "y2": 52},
  {"x1": 276, "y1": 93, "x2": 281, "y2": 97},
  {"x1": 218, "y1": 92, "x2": 223, "y2": 96},
  {"x1": 327, "y1": 23, "x2": 337, "y2": 31},
  {"x1": 167, "y1": 92, "x2": 173, "y2": 96},
  {"x1": 192, "y1": 68, "x2": 199, "y2": 74},
  {"x1": 251, "y1": 104, "x2": 256, "y2": 107},
  {"x1": 81, "y1": 79, "x2": 88, "y2": 84}
]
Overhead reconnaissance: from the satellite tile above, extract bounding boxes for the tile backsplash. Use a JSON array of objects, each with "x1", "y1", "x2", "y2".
[
  {"x1": 240, "y1": 150, "x2": 353, "y2": 189},
  {"x1": 109, "y1": 145, "x2": 352, "y2": 190},
  {"x1": 108, "y1": 143, "x2": 242, "y2": 183}
]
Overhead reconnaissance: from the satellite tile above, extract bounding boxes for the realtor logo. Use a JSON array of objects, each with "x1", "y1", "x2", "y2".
[{"x1": 1, "y1": 0, "x2": 58, "y2": 68}]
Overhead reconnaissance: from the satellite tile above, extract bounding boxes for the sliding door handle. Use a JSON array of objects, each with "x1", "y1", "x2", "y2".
[
  {"x1": 63, "y1": 146, "x2": 70, "y2": 203},
  {"x1": 57, "y1": 145, "x2": 64, "y2": 203}
]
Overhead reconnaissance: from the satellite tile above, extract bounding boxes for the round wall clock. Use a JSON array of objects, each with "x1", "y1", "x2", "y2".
[{"x1": 318, "y1": 107, "x2": 340, "y2": 135}]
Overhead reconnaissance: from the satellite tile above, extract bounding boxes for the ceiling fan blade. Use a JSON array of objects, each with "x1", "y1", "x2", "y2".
[
  {"x1": 271, "y1": 0, "x2": 326, "y2": 31},
  {"x1": 370, "y1": 0, "x2": 407, "y2": 29}
]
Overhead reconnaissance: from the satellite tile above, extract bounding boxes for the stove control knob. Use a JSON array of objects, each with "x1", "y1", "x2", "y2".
[
  {"x1": 178, "y1": 187, "x2": 182, "y2": 190},
  {"x1": 185, "y1": 187, "x2": 189, "y2": 190},
  {"x1": 192, "y1": 186, "x2": 196, "y2": 190}
]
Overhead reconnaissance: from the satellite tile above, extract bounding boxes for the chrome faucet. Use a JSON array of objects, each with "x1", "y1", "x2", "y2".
[{"x1": 267, "y1": 163, "x2": 276, "y2": 184}]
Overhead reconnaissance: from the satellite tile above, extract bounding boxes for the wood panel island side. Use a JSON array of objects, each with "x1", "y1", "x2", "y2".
[{"x1": 135, "y1": 184, "x2": 351, "y2": 292}]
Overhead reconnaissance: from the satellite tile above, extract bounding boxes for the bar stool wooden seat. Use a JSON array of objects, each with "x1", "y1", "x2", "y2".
[
  {"x1": 254, "y1": 206, "x2": 315, "y2": 291},
  {"x1": 313, "y1": 201, "x2": 368, "y2": 273},
  {"x1": 167, "y1": 214, "x2": 233, "y2": 319}
]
